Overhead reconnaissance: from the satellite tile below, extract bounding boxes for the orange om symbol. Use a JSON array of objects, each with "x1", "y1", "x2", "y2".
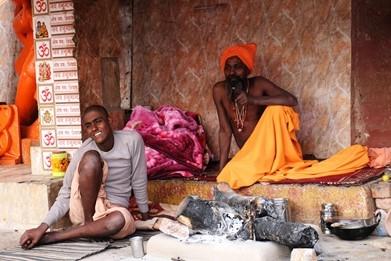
[
  {"x1": 38, "y1": 43, "x2": 50, "y2": 58},
  {"x1": 35, "y1": 0, "x2": 47, "y2": 13}
]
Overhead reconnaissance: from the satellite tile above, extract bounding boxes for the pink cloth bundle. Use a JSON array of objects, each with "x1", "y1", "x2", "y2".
[{"x1": 124, "y1": 105, "x2": 209, "y2": 179}]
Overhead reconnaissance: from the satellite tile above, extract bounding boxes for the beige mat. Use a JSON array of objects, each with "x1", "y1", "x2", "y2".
[{"x1": 0, "y1": 240, "x2": 110, "y2": 261}]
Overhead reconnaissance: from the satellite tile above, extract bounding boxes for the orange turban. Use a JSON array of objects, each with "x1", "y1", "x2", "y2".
[{"x1": 220, "y1": 43, "x2": 257, "y2": 73}]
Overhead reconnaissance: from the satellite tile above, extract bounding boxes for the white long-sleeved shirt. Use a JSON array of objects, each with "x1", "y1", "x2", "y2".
[{"x1": 43, "y1": 130, "x2": 149, "y2": 226}]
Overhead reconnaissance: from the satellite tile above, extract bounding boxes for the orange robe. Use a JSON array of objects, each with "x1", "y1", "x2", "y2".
[{"x1": 217, "y1": 106, "x2": 369, "y2": 189}]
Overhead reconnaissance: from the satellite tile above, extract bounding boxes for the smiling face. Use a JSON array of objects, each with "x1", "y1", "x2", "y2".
[{"x1": 82, "y1": 109, "x2": 114, "y2": 151}]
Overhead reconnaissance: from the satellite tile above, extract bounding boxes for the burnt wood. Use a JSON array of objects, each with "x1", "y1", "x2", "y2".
[
  {"x1": 176, "y1": 186, "x2": 319, "y2": 248},
  {"x1": 254, "y1": 216, "x2": 319, "y2": 248},
  {"x1": 176, "y1": 196, "x2": 251, "y2": 240}
]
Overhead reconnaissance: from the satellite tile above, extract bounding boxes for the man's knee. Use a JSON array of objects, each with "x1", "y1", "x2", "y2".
[
  {"x1": 264, "y1": 105, "x2": 296, "y2": 117},
  {"x1": 265, "y1": 105, "x2": 286, "y2": 112},
  {"x1": 78, "y1": 150, "x2": 103, "y2": 177},
  {"x1": 105, "y1": 211, "x2": 126, "y2": 235}
]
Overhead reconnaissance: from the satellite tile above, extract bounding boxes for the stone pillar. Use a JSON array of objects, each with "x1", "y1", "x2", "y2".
[{"x1": 0, "y1": 0, "x2": 17, "y2": 104}]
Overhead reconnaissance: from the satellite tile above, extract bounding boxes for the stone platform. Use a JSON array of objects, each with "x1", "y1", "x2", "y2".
[
  {"x1": 0, "y1": 164, "x2": 377, "y2": 229},
  {"x1": 0, "y1": 165, "x2": 70, "y2": 230},
  {"x1": 148, "y1": 178, "x2": 376, "y2": 225}
]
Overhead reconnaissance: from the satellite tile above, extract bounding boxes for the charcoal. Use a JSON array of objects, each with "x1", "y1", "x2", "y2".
[
  {"x1": 176, "y1": 188, "x2": 319, "y2": 248},
  {"x1": 213, "y1": 185, "x2": 278, "y2": 219},
  {"x1": 176, "y1": 196, "x2": 250, "y2": 240},
  {"x1": 254, "y1": 216, "x2": 319, "y2": 248}
]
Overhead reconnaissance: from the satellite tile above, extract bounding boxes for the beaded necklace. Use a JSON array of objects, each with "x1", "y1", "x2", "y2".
[{"x1": 233, "y1": 79, "x2": 249, "y2": 132}]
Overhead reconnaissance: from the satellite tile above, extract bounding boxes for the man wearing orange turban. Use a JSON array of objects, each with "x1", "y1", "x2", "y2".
[
  {"x1": 213, "y1": 43, "x2": 298, "y2": 172},
  {"x1": 214, "y1": 43, "x2": 369, "y2": 189},
  {"x1": 219, "y1": 43, "x2": 257, "y2": 73}
]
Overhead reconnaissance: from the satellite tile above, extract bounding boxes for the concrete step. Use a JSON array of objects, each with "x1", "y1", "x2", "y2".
[
  {"x1": 0, "y1": 165, "x2": 70, "y2": 230},
  {"x1": 148, "y1": 179, "x2": 376, "y2": 225},
  {"x1": 0, "y1": 165, "x2": 377, "y2": 230}
]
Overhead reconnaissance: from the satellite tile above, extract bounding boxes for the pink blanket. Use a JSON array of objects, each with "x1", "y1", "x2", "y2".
[{"x1": 124, "y1": 105, "x2": 209, "y2": 179}]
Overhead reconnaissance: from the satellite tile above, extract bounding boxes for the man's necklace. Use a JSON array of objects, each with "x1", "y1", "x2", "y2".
[
  {"x1": 233, "y1": 79, "x2": 249, "y2": 133},
  {"x1": 234, "y1": 102, "x2": 247, "y2": 132}
]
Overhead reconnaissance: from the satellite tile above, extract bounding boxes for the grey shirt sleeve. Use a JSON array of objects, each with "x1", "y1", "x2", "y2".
[{"x1": 130, "y1": 132, "x2": 149, "y2": 213}]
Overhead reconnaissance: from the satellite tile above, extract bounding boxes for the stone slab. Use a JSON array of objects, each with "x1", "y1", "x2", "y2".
[
  {"x1": 146, "y1": 233, "x2": 290, "y2": 261},
  {"x1": 0, "y1": 164, "x2": 377, "y2": 230},
  {"x1": 375, "y1": 198, "x2": 391, "y2": 211},
  {"x1": 0, "y1": 165, "x2": 70, "y2": 230},
  {"x1": 148, "y1": 179, "x2": 376, "y2": 225},
  {"x1": 371, "y1": 181, "x2": 391, "y2": 198},
  {"x1": 290, "y1": 248, "x2": 317, "y2": 261},
  {"x1": 0, "y1": 182, "x2": 49, "y2": 229},
  {"x1": 316, "y1": 235, "x2": 391, "y2": 260}
]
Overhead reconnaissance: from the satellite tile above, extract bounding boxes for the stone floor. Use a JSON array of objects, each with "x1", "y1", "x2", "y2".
[
  {"x1": 1, "y1": 228, "x2": 390, "y2": 260},
  {"x1": 316, "y1": 234, "x2": 391, "y2": 261},
  {"x1": 0, "y1": 165, "x2": 390, "y2": 260}
]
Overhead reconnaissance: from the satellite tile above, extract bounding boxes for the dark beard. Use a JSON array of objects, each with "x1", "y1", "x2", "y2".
[{"x1": 227, "y1": 76, "x2": 246, "y2": 101}]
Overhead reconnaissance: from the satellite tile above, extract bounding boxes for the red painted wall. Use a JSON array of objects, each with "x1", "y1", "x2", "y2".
[{"x1": 352, "y1": 0, "x2": 391, "y2": 147}]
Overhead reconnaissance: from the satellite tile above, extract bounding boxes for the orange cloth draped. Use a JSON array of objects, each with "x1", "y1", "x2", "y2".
[{"x1": 217, "y1": 106, "x2": 369, "y2": 189}]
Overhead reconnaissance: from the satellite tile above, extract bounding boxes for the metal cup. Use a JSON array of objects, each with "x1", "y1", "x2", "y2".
[
  {"x1": 130, "y1": 236, "x2": 145, "y2": 258},
  {"x1": 320, "y1": 203, "x2": 337, "y2": 234}
]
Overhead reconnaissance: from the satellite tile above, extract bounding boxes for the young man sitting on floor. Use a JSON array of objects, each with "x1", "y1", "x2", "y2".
[{"x1": 20, "y1": 105, "x2": 150, "y2": 249}]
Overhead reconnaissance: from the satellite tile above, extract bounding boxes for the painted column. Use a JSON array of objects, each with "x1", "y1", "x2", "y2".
[{"x1": 32, "y1": 0, "x2": 81, "y2": 173}]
